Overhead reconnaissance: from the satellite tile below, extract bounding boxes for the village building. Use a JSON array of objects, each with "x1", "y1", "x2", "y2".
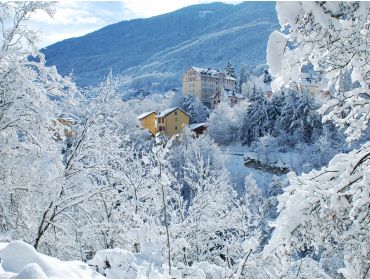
[
  {"x1": 137, "y1": 108, "x2": 209, "y2": 139},
  {"x1": 209, "y1": 89, "x2": 245, "y2": 109},
  {"x1": 189, "y1": 123, "x2": 207, "y2": 137},
  {"x1": 182, "y1": 66, "x2": 236, "y2": 107},
  {"x1": 137, "y1": 111, "x2": 158, "y2": 135},
  {"x1": 51, "y1": 114, "x2": 75, "y2": 141},
  {"x1": 156, "y1": 107, "x2": 190, "y2": 138}
]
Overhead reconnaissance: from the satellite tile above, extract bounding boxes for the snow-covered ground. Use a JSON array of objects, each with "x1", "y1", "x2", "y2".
[
  {"x1": 88, "y1": 248, "x2": 230, "y2": 279},
  {"x1": 221, "y1": 144, "x2": 290, "y2": 193},
  {"x1": 0, "y1": 241, "x2": 105, "y2": 279},
  {"x1": 0, "y1": 241, "x2": 231, "y2": 279}
]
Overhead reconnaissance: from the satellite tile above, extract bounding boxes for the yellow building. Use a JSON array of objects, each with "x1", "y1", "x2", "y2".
[
  {"x1": 51, "y1": 114, "x2": 74, "y2": 141},
  {"x1": 156, "y1": 107, "x2": 190, "y2": 138},
  {"x1": 137, "y1": 111, "x2": 158, "y2": 135},
  {"x1": 182, "y1": 66, "x2": 236, "y2": 106}
]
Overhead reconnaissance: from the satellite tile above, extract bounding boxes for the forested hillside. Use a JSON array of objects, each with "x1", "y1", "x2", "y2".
[{"x1": 41, "y1": 2, "x2": 278, "y2": 90}]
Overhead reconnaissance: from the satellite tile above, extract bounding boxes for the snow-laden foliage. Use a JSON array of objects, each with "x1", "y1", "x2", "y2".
[
  {"x1": 265, "y1": 141, "x2": 370, "y2": 278},
  {"x1": 88, "y1": 247, "x2": 232, "y2": 279},
  {"x1": 0, "y1": 1, "x2": 79, "y2": 256},
  {"x1": 264, "y1": 2, "x2": 370, "y2": 279},
  {"x1": 267, "y1": 1, "x2": 370, "y2": 142},
  {"x1": 208, "y1": 84, "x2": 326, "y2": 151},
  {"x1": 1, "y1": 2, "x2": 368, "y2": 279},
  {"x1": 225, "y1": 61, "x2": 237, "y2": 79},
  {"x1": 207, "y1": 99, "x2": 250, "y2": 145}
]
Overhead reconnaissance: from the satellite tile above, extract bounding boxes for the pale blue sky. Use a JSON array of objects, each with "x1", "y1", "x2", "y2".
[{"x1": 30, "y1": 1, "x2": 242, "y2": 48}]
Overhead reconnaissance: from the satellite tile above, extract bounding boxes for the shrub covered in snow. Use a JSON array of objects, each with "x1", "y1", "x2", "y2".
[{"x1": 88, "y1": 248, "x2": 232, "y2": 279}]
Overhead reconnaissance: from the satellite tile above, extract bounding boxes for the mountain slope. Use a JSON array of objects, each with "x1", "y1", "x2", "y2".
[{"x1": 42, "y1": 2, "x2": 278, "y2": 90}]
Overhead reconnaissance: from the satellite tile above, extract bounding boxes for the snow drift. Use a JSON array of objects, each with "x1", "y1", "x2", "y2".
[{"x1": 0, "y1": 241, "x2": 105, "y2": 279}]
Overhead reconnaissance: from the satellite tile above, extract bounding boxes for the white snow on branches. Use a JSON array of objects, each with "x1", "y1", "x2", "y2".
[
  {"x1": 265, "y1": 141, "x2": 370, "y2": 278},
  {"x1": 267, "y1": 1, "x2": 370, "y2": 142}
]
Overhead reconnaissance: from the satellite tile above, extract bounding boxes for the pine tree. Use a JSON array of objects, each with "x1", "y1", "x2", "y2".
[
  {"x1": 263, "y1": 69, "x2": 272, "y2": 85},
  {"x1": 242, "y1": 86, "x2": 270, "y2": 144},
  {"x1": 225, "y1": 61, "x2": 237, "y2": 79},
  {"x1": 238, "y1": 64, "x2": 250, "y2": 93}
]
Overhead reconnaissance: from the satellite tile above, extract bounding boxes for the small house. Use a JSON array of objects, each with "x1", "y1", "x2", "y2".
[
  {"x1": 156, "y1": 107, "x2": 190, "y2": 138},
  {"x1": 137, "y1": 111, "x2": 158, "y2": 135},
  {"x1": 189, "y1": 123, "x2": 207, "y2": 137}
]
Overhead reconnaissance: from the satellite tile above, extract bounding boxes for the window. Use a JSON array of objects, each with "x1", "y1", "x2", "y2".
[
  {"x1": 175, "y1": 126, "x2": 178, "y2": 130},
  {"x1": 175, "y1": 117, "x2": 178, "y2": 122},
  {"x1": 174, "y1": 111, "x2": 178, "y2": 116}
]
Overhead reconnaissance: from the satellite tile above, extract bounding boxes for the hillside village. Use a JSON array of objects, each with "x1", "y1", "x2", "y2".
[
  {"x1": 138, "y1": 63, "x2": 267, "y2": 138},
  {"x1": 137, "y1": 61, "x2": 327, "y2": 141}
]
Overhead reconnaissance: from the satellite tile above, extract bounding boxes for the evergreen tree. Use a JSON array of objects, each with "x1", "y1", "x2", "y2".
[
  {"x1": 242, "y1": 86, "x2": 270, "y2": 144},
  {"x1": 225, "y1": 61, "x2": 237, "y2": 79},
  {"x1": 293, "y1": 91, "x2": 321, "y2": 143},
  {"x1": 267, "y1": 92, "x2": 284, "y2": 134},
  {"x1": 238, "y1": 64, "x2": 250, "y2": 93},
  {"x1": 263, "y1": 69, "x2": 272, "y2": 85}
]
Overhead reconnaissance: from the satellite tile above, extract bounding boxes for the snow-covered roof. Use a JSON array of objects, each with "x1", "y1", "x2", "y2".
[
  {"x1": 210, "y1": 90, "x2": 245, "y2": 100},
  {"x1": 191, "y1": 66, "x2": 219, "y2": 75},
  {"x1": 137, "y1": 111, "x2": 157, "y2": 120},
  {"x1": 234, "y1": 93, "x2": 245, "y2": 99},
  {"x1": 58, "y1": 113, "x2": 77, "y2": 121},
  {"x1": 190, "y1": 66, "x2": 236, "y2": 81},
  {"x1": 209, "y1": 91, "x2": 220, "y2": 99},
  {"x1": 156, "y1": 107, "x2": 189, "y2": 118},
  {"x1": 189, "y1": 123, "x2": 207, "y2": 130},
  {"x1": 223, "y1": 89, "x2": 245, "y2": 99}
]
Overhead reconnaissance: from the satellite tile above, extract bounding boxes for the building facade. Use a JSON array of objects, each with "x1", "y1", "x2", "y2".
[
  {"x1": 156, "y1": 108, "x2": 190, "y2": 138},
  {"x1": 209, "y1": 89, "x2": 246, "y2": 109},
  {"x1": 137, "y1": 111, "x2": 158, "y2": 135},
  {"x1": 182, "y1": 67, "x2": 236, "y2": 106}
]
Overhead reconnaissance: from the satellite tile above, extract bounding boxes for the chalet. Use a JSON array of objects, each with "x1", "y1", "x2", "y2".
[
  {"x1": 210, "y1": 89, "x2": 245, "y2": 109},
  {"x1": 182, "y1": 66, "x2": 236, "y2": 106},
  {"x1": 156, "y1": 107, "x2": 190, "y2": 138},
  {"x1": 137, "y1": 111, "x2": 157, "y2": 135}
]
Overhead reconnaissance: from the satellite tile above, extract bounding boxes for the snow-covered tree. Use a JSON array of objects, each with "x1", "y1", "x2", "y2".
[
  {"x1": 225, "y1": 61, "x2": 237, "y2": 79},
  {"x1": 174, "y1": 95, "x2": 208, "y2": 123},
  {"x1": 0, "y1": 1, "x2": 80, "y2": 257},
  {"x1": 263, "y1": 69, "x2": 272, "y2": 85},
  {"x1": 265, "y1": 2, "x2": 370, "y2": 278},
  {"x1": 171, "y1": 133, "x2": 238, "y2": 268},
  {"x1": 242, "y1": 86, "x2": 270, "y2": 144},
  {"x1": 207, "y1": 99, "x2": 250, "y2": 145},
  {"x1": 267, "y1": 1, "x2": 370, "y2": 142},
  {"x1": 264, "y1": 143, "x2": 370, "y2": 278},
  {"x1": 238, "y1": 64, "x2": 250, "y2": 93}
]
